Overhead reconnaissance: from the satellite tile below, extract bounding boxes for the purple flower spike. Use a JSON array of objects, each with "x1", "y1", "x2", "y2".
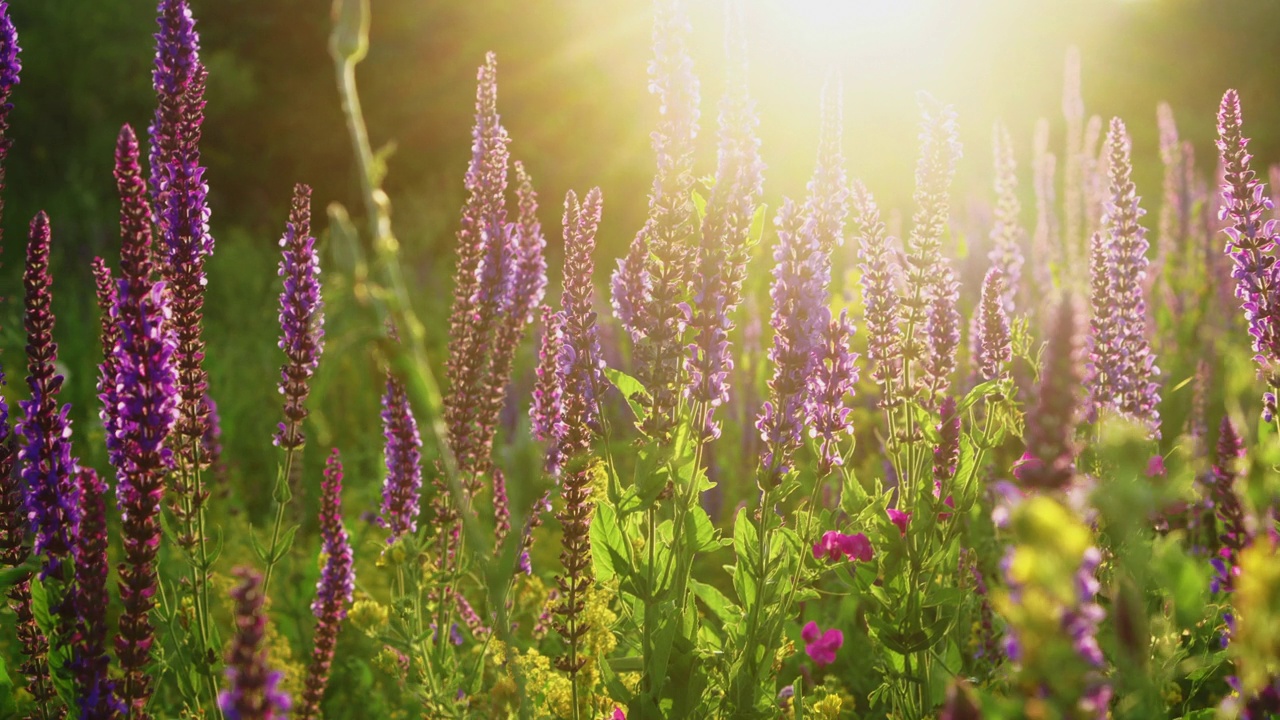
[
  {"x1": 112, "y1": 124, "x2": 179, "y2": 715},
  {"x1": 853, "y1": 182, "x2": 903, "y2": 405},
  {"x1": 757, "y1": 200, "x2": 826, "y2": 483},
  {"x1": 298, "y1": 450, "x2": 354, "y2": 720},
  {"x1": 93, "y1": 257, "x2": 124, "y2": 470},
  {"x1": 492, "y1": 468, "x2": 511, "y2": 545},
  {"x1": 557, "y1": 188, "x2": 606, "y2": 459},
  {"x1": 685, "y1": 9, "x2": 765, "y2": 439},
  {"x1": 1019, "y1": 295, "x2": 1084, "y2": 490},
  {"x1": 379, "y1": 372, "x2": 423, "y2": 543},
  {"x1": 1030, "y1": 120, "x2": 1060, "y2": 295},
  {"x1": 71, "y1": 468, "x2": 120, "y2": 718},
  {"x1": 933, "y1": 395, "x2": 961, "y2": 507},
  {"x1": 1205, "y1": 418, "x2": 1249, "y2": 594},
  {"x1": 18, "y1": 212, "x2": 79, "y2": 580},
  {"x1": 275, "y1": 184, "x2": 324, "y2": 450},
  {"x1": 976, "y1": 268, "x2": 1012, "y2": 382},
  {"x1": 989, "y1": 122, "x2": 1024, "y2": 312},
  {"x1": 531, "y1": 306, "x2": 565, "y2": 474},
  {"x1": 921, "y1": 266, "x2": 961, "y2": 408},
  {"x1": 808, "y1": 311, "x2": 858, "y2": 476},
  {"x1": 1099, "y1": 118, "x2": 1161, "y2": 436},
  {"x1": 219, "y1": 567, "x2": 292, "y2": 720},
  {"x1": 1216, "y1": 90, "x2": 1280, "y2": 419},
  {"x1": 154, "y1": 0, "x2": 214, "y2": 443}
]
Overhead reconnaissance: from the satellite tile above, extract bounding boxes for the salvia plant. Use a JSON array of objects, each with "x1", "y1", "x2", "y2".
[{"x1": 5, "y1": 1, "x2": 1280, "y2": 719}]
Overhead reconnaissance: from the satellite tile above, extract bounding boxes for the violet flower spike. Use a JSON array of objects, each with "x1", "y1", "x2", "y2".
[
  {"x1": 219, "y1": 567, "x2": 292, "y2": 720},
  {"x1": 989, "y1": 121, "x2": 1024, "y2": 312},
  {"x1": 93, "y1": 257, "x2": 125, "y2": 471},
  {"x1": 921, "y1": 266, "x2": 961, "y2": 408},
  {"x1": 444, "y1": 52, "x2": 512, "y2": 478},
  {"x1": 1100, "y1": 118, "x2": 1161, "y2": 436},
  {"x1": 1018, "y1": 294, "x2": 1084, "y2": 490},
  {"x1": 808, "y1": 310, "x2": 858, "y2": 476},
  {"x1": 757, "y1": 200, "x2": 826, "y2": 483},
  {"x1": 557, "y1": 188, "x2": 606, "y2": 458},
  {"x1": 275, "y1": 183, "x2": 324, "y2": 449},
  {"x1": 18, "y1": 212, "x2": 79, "y2": 580},
  {"x1": 531, "y1": 306, "x2": 565, "y2": 475},
  {"x1": 1216, "y1": 89, "x2": 1280, "y2": 420},
  {"x1": 685, "y1": 7, "x2": 765, "y2": 438},
  {"x1": 111, "y1": 123, "x2": 180, "y2": 715},
  {"x1": 71, "y1": 468, "x2": 121, "y2": 718},
  {"x1": 976, "y1": 267, "x2": 1012, "y2": 382},
  {"x1": 853, "y1": 181, "x2": 903, "y2": 405},
  {"x1": 624, "y1": 0, "x2": 701, "y2": 441},
  {"x1": 378, "y1": 372, "x2": 423, "y2": 543},
  {"x1": 297, "y1": 449, "x2": 354, "y2": 720},
  {"x1": 155, "y1": 0, "x2": 214, "y2": 443},
  {"x1": 1030, "y1": 119, "x2": 1060, "y2": 294}
]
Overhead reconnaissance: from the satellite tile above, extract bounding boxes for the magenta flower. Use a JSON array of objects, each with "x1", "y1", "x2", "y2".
[
  {"x1": 812, "y1": 531, "x2": 872, "y2": 563},
  {"x1": 801, "y1": 621, "x2": 844, "y2": 666},
  {"x1": 612, "y1": 707, "x2": 626, "y2": 720},
  {"x1": 887, "y1": 508, "x2": 911, "y2": 537}
]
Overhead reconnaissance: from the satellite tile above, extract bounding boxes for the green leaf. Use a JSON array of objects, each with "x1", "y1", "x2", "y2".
[
  {"x1": 0, "y1": 558, "x2": 37, "y2": 593},
  {"x1": 691, "y1": 580, "x2": 740, "y2": 629},
  {"x1": 691, "y1": 188, "x2": 708, "y2": 224},
  {"x1": 30, "y1": 577, "x2": 76, "y2": 708},
  {"x1": 604, "y1": 368, "x2": 648, "y2": 423},
  {"x1": 592, "y1": 504, "x2": 633, "y2": 585},
  {"x1": 731, "y1": 508, "x2": 758, "y2": 607},
  {"x1": 748, "y1": 203, "x2": 769, "y2": 247},
  {"x1": 684, "y1": 506, "x2": 719, "y2": 554},
  {"x1": 0, "y1": 650, "x2": 16, "y2": 718}
]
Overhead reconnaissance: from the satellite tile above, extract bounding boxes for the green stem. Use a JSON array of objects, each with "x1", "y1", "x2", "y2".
[{"x1": 261, "y1": 426, "x2": 301, "y2": 598}]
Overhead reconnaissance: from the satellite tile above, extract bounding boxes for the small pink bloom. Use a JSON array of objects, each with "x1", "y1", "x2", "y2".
[
  {"x1": 812, "y1": 531, "x2": 873, "y2": 563},
  {"x1": 1011, "y1": 451, "x2": 1040, "y2": 483},
  {"x1": 1146, "y1": 454, "x2": 1166, "y2": 478},
  {"x1": 933, "y1": 480, "x2": 955, "y2": 522},
  {"x1": 801, "y1": 620, "x2": 844, "y2": 666},
  {"x1": 887, "y1": 507, "x2": 911, "y2": 537},
  {"x1": 612, "y1": 707, "x2": 626, "y2": 720}
]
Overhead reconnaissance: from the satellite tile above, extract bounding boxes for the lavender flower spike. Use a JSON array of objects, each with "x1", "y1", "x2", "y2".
[
  {"x1": 112, "y1": 124, "x2": 180, "y2": 715},
  {"x1": 72, "y1": 468, "x2": 120, "y2": 718},
  {"x1": 922, "y1": 265, "x2": 961, "y2": 407},
  {"x1": 852, "y1": 182, "x2": 903, "y2": 405},
  {"x1": 989, "y1": 121, "x2": 1024, "y2": 312},
  {"x1": 379, "y1": 370, "x2": 423, "y2": 542},
  {"x1": 275, "y1": 184, "x2": 324, "y2": 449},
  {"x1": 19, "y1": 212, "x2": 79, "y2": 580},
  {"x1": 531, "y1": 306, "x2": 565, "y2": 474},
  {"x1": 219, "y1": 567, "x2": 292, "y2": 720},
  {"x1": 444, "y1": 52, "x2": 512, "y2": 478},
  {"x1": 1017, "y1": 294, "x2": 1084, "y2": 490},
  {"x1": 757, "y1": 200, "x2": 826, "y2": 483},
  {"x1": 0, "y1": 0, "x2": 20, "y2": 173},
  {"x1": 975, "y1": 267, "x2": 1012, "y2": 382},
  {"x1": 1216, "y1": 89, "x2": 1280, "y2": 420},
  {"x1": 154, "y1": 0, "x2": 215, "y2": 443},
  {"x1": 685, "y1": 6, "x2": 765, "y2": 438},
  {"x1": 1101, "y1": 118, "x2": 1161, "y2": 436},
  {"x1": 809, "y1": 310, "x2": 858, "y2": 476},
  {"x1": 93, "y1": 257, "x2": 124, "y2": 471},
  {"x1": 558, "y1": 188, "x2": 606, "y2": 457},
  {"x1": 297, "y1": 450, "x2": 355, "y2": 720}
]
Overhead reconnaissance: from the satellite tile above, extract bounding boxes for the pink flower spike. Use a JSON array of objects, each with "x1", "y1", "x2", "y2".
[
  {"x1": 801, "y1": 621, "x2": 844, "y2": 666},
  {"x1": 887, "y1": 507, "x2": 911, "y2": 537}
]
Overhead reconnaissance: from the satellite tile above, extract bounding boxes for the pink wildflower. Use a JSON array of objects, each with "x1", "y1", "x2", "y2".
[
  {"x1": 801, "y1": 621, "x2": 844, "y2": 666},
  {"x1": 812, "y1": 531, "x2": 873, "y2": 563},
  {"x1": 887, "y1": 507, "x2": 911, "y2": 537}
]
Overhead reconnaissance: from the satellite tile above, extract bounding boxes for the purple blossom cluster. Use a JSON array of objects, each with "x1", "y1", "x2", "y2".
[
  {"x1": 298, "y1": 450, "x2": 355, "y2": 720},
  {"x1": 1205, "y1": 418, "x2": 1248, "y2": 594},
  {"x1": 975, "y1": 268, "x2": 1012, "y2": 382},
  {"x1": 1087, "y1": 119, "x2": 1161, "y2": 436},
  {"x1": 444, "y1": 53, "x2": 546, "y2": 483},
  {"x1": 611, "y1": 0, "x2": 701, "y2": 441},
  {"x1": 1018, "y1": 295, "x2": 1084, "y2": 490},
  {"x1": 853, "y1": 182, "x2": 903, "y2": 406},
  {"x1": 219, "y1": 568, "x2": 291, "y2": 720},
  {"x1": 808, "y1": 311, "x2": 859, "y2": 476},
  {"x1": 379, "y1": 372, "x2": 423, "y2": 542},
  {"x1": 153, "y1": 0, "x2": 214, "y2": 444},
  {"x1": 71, "y1": 468, "x2": 120, "y2": 718},
  {"x1": 988, "y1": 122, "x2": 1024, "y2": 312},
  {"x1": 110, "y1": 124, "x2": 179, "y2": 714},
  {"x1": 275, "y1": 184, "x2": 324, "y2": 450},
  {"x1": 1216, "y1": 90, "x2": 1280, "y2": 420},
  {"x1": 685, "y1": 9, "x2": 765, "y2": 439}
]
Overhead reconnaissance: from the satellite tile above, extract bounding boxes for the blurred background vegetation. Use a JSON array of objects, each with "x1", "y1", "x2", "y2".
[{"x1": 0, "y1": 0, "x2": 1276, "y2": 519}]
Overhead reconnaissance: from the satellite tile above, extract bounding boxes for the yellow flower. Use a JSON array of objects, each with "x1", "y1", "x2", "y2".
[
  {"x1": 1234, "y1": 539, "x2": 1280, "y2": 695},
  {"x1": 349, "y1": 598, "x2": 391, "y2": 636},
  {"x1": 812, "y1": 693, "x2": 843, "y2": 719}
]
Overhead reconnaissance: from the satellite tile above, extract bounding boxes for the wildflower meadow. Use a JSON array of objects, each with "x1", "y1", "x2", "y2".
[{"x1": 4, "y1": 1, "x2": 1280, "y2": 719}]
